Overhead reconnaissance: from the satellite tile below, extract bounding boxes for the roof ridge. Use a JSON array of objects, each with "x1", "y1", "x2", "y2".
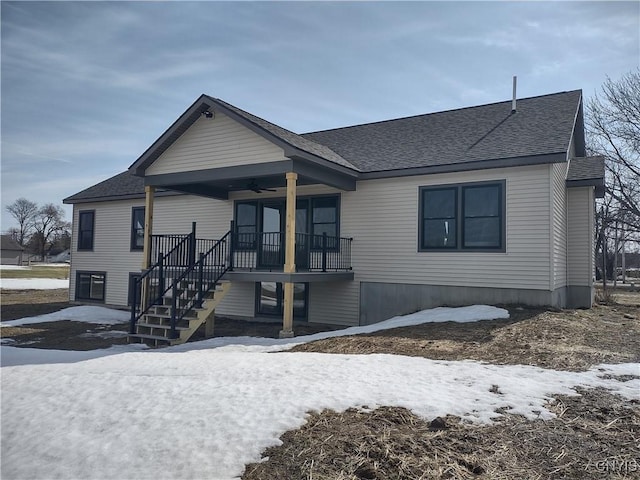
[{"x1": 302, "y1": 90, "x2": 582, "y2": 135}]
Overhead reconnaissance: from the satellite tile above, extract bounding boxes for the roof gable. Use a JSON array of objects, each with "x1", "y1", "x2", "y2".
[{"x1": 129, "y1": 95, "x2": 358, "y2": 177}]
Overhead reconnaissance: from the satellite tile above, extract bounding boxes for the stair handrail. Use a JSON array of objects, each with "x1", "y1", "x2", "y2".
[
  {"x1": 129, "y1": 229, "x2": 196, "y2": 334},
  {"x1": 167, "y1": 231, "x2": 231, "y2": 339}
]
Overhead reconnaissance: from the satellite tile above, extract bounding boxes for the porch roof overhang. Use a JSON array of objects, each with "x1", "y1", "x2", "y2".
[{"x1": 143, "y1": 158, "x2": 357, "y2": 200}]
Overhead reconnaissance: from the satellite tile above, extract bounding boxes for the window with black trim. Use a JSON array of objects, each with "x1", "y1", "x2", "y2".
[
  {"x1": 78, "y1": 211, "x2": 95, "y2": 250},
  {"x1": 419, "y1": 181, "x2": 504, "y2": 251},
  {"x1": 311, "y1": 197, "x2": 339, "y2": 249},
  {"x1": 235, "y1": 202, "x2": 258, "y2": 250},
  {"x1": 76, "y1": 271, "x2": 106, "y2": 302},
  {"x1": 131, "y1": 207, "x2": 145, "y2": 250}
]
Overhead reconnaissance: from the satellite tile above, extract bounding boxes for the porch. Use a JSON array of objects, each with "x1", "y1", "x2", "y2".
[{"x1": 151, "y1": 224, "x2": 353, "y2": 281}]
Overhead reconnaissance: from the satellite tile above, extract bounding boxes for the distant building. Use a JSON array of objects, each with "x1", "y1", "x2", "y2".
[{"x1": 1, "y1": 235, "x2": 24, "y2": 266}]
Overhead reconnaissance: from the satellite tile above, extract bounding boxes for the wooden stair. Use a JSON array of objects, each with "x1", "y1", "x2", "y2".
[{"x1": 129, "y1": 281, "x2": 232, "y2": 347}]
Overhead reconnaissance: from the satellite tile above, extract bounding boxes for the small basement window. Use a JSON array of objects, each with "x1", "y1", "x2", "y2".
[{"x1": 76, "y1": 271, "x2": 106, "y2": 302}]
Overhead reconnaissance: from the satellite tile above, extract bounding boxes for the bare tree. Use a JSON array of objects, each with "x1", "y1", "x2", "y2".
[
  {"x1": 587, "y1": 70, "x2": 640, "y2": 235},
  {"x1": 6, "y1": 198, "x2": 38, "y2": 246},
  {"x1": 588, "y1": 71, "x2": 640, "y2": 287},
  {"x1": 31, "y1": 204, "x2": 69, "y2": 261}
]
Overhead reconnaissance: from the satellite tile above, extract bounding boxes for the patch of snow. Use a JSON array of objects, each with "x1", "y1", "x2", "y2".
[
  {"x1": 32, "y1": 263, "x2": 70, "y2": 267},
  {"x1": 0, "y1": 265, "x2": 31, "y2": 270},
  {"x1": 167, "y1": 305, "x2": 510, "y2": 354},
  {"x1": 0, "y1": 278, "x2": 69, "y2": 290},
  {"x1": 79, "y1": 330, "x2": 129, "y2": 339},
  {"x1": 1, "y1": 306, "x2": 129, "y2": 327},
  {"x1": 1, "y1": 344, "x2": 147, "y2": 367},
  {"x1": 1, "y1": 348, "x2": 638, "y2": 480}
]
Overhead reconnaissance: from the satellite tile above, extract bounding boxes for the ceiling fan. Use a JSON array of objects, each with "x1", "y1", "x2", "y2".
[{"x1": 247, "y1": 179, "x2": 277, "y2": 194}]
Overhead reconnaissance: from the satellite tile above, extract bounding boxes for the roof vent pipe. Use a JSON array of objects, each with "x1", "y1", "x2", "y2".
[{"x1": 511, "y1": 76, "x2": 517, "y2": 113}]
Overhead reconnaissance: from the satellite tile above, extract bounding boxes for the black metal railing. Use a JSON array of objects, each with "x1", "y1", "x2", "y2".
[
  {"x1": 164, "y1": 231, "x2": 230, "y2": 339},
  {"x1": 230, "y1": 229, "x2": 352, "y2": 272},
  {"x1": 131, "y1": 221, "x2": 353, "y2": 338},
  {"x1": 130, "y1": 224, "x2": 230, "y2": 338}
]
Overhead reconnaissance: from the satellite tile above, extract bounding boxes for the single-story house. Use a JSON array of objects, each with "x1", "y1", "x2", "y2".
[
  {"x1": 64, "y1": 89, "x2": 604, "y2": 346},
  {"x1": 1, "y1": 235, "x2": 24, "y2": 266}
]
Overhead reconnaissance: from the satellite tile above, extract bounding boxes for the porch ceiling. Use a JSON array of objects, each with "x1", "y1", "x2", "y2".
[{"x1": 144, "y1": 159, "x2": 357, "y2": 199}]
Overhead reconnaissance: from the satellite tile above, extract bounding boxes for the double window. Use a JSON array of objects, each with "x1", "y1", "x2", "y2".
[
  {"x1": 78, "y1": 210, "x2": 95, "y2": 250},
  {"x1": 76, "y1": 271, "x2": 106, "y2": 302},
  {"x1": 131, "y1": 207, "x2": 145, "y2": 250},
  {"x1": 419, "y1": 181, "x2": 505, "y2": 251}
]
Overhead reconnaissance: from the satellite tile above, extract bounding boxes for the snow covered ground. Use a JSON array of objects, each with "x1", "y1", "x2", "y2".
[
  {"x1": 2, "y1": 305, "x2": 129, "y2": 327},
  {"x1": 0, "y1": 263, "x2": 70, "y2": 270},
  {"x1": 1, "y1": 305, "x2": 639, "y2": 480},
  {"x1": 0, "y1": 278, "x2": 69, "y2": 289}
]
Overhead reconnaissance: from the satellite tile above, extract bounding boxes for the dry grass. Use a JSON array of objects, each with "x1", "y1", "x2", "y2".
[
  {"x1": 292, "y1": 303, "x2": 640, "y2": 371},
  {"x1": 0, "y1": 265, "x2": 69, "y2": 279},
  {"x1": 246, "y1": 294, "x2": 639, "y2": 479},
  {"x1": 1, "y1": 289, "x2": 69, "y2": 321},
  {"x1": 243, "y1": 388, "x2": 640, "y2": 480}
]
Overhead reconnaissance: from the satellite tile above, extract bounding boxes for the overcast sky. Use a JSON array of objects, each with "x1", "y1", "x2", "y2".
[{"x1": 1, "y1": 1, "x2": 638, "y2": 230}]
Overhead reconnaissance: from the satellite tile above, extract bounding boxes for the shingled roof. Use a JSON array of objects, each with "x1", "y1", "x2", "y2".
[
  {"x1": 63, "y1": 171, "x2": 179, "y2": 204},
  {"x1": 66, "y1": 90, "x2": 585, "y2": 203},
  {"x1": 303, "y1": 90, "x2": 583, "y2": 173}
]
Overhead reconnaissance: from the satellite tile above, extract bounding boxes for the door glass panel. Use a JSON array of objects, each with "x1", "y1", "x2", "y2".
[
  {"x1": 260, "y1": 205, "x2": 282, "y2": 267},
  {"x1": 293, "y1": 283, "x2": 306, "y2": 317},
  {"x1": 259, "y1": 282, "x2": 280, "y2": 315},
  {"x1": 258, "y1": 282, "x2": 307, "y2": 318}
]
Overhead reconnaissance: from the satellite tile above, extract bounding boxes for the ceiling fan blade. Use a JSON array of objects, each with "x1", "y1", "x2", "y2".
[{"x1": 247, "y1": 179, "x2": 276, "y2": 193}]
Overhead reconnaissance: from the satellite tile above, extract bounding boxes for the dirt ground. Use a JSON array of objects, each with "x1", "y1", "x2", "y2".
[
  {"x1": 247, "y1": 291, "x2": 639, "y2": 480},
  {"x1": 0, "y1": 289, "x2": 339, "y2": 350},
  {"x1": 243, "y1": 387, "x2": 639, "y2": 480},
  {"x1": 2, "y1": 287, "x2": 639, "y2": 479},
  {"x1": 293, "y1": 302, "x2": 640, "y2": 371}
]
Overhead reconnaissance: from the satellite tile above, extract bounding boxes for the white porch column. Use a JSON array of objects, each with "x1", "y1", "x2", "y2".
[{"x1": 280, "y1": 172, "x2": 297, "y2": 338}]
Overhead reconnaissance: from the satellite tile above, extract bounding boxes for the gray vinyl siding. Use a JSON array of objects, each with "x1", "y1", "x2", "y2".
[
  {"x1": 145, "y1": 112, "x2": 287, "y2": 175},
  {"x1": 71, "y1": 162, "x2": 560, "y2": 324},
  {"x1": 70, "y1": 200, "x2": 144, "y2": 307},
  {"x1": 551, "y1": 162, "x2": 568, "y2": 289},
  {"x1": 567, "y1": 187, "x2": 594, "y2": 286},
  {"x1": 71, "y1": 195, "x2": 233, "y2": 308},
  {"x1": 216, "y1": 282, "x2": 256, "y2": 318},
  {"x1": 341, "y1": 164, "x2": 553, "y2": 291},
  {"x1": 307, "y1": 281, "x2": 360, "y2": 326}
]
